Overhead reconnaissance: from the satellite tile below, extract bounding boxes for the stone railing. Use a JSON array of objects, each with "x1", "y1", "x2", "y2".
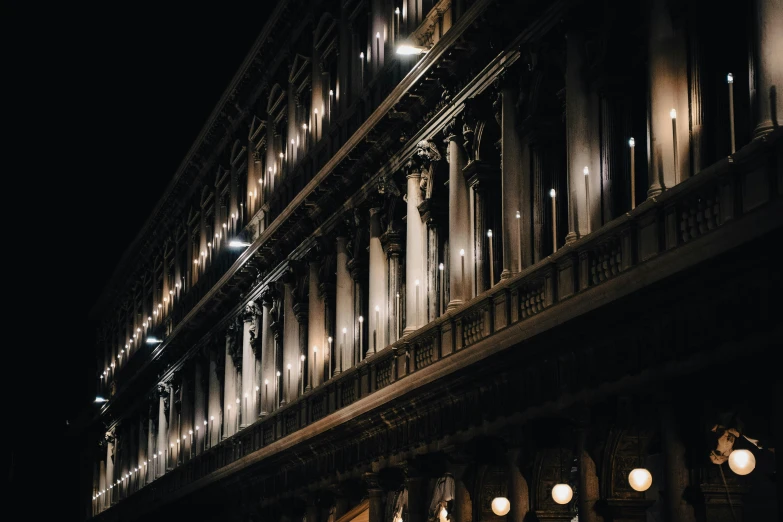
[{"x1": 95, "y1": 130, "x2": 781, "y2": 519}]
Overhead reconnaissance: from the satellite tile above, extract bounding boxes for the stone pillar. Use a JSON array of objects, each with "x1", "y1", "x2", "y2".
[
  {"x1": 368, "y1": 208, "x2": 388, "y2": 352},
  {"x1": 647, "y1": 0, "x2": 690, "y2": 196},
  {"x1": 167, "y1": 383, "x2": 179, "y2": 465},
  {"x1": 446, "y1": 119, "x2": 472, "y2": 310},
  {"x1": 565, "y1": 30, "x2": 599, "y2": 241},
  {"x1": 335, "y1": 237, "x2": 354, "y2": 374},
  {"x1": 308, "y1": 261, "x2": 326, "y2": 388},
  {"x1": 406, "y1": 469, "x2": 426, "y2": 522},
  {"x1": 223, "y1": 334, "x2": 237, "y2": 437},
  {"x1": 156, "y1": 387, "x2": 167, "y2": 476},
  {"x1": 193, "y1": 357, "x2": 206, "y2": 454},
  {"x1": 260, "y1": 296, "x2": 274, "y2": 414},
  {"x1": 661, "y1": 404, "x2": 696, "y2": 522},
  {"x1": 207, "y1": 346, "x2": 222, "y2": 447},
  {"x1": 499, "y1": 76, "x2": 523, "y2": 278},
  {"x1": 146, "y1": 405, "x2": 155, "y2": 482},
  {"x1": 350, "y1": 256, "x2": 369, "y2": 363},
  {"x1": 467, "y1": 169, "x2": 494, "y2": 293},
  {"x1": 320, "y1": 279, "x2": 336, "y2": 379},
  {"x1": 105, "y1": 437, "x2": 115, "y2": 506},
  {"x1": 241, "y1": 306, "x2": 257, "y2": 427},
  {"x1": 383, "y1": 230, "x2": 403, "y2": 343},
  {"x1": 751, "y1": 0, "x2": 783, "y2": 137},
  {"x1": 179, "y1": 375, "x2": 192, "y2": 463},
  {"x1": 404, "y1": 170, "x2": 425, "y2": 333},
  {"x1": 599, "y1": 90, "x2": 632, "y2": 223},
  {"x1": 368, "y1": 473, "x2": 385, "y2": 522},
  {"x1": 507, "y1": 449, "x2": 529, "y2": 522},
  {"x1": 423, "y1": 209, "x2": 440, "y2": 321},
  {"x1": 98, "y1": 457, "x2": 106, "y2": 512},
  {"x1": 577, "y1": 431, "x2": 603, "y2": 522},
  {"x1": 294, "y1": 302, "x2": 309, "y2": 395},
  {"x1": 284, "y1": 282, "x2": 300, "y2": 402}
]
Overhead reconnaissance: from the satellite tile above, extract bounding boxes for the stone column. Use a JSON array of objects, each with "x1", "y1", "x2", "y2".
[
  {"x1": 468, "y1": 171, "x2": 493, "y2": 293},
  {"x1": 320, "y1": 279, "x2": 336, "y2": 378},
  {"x1": 156, "y1": 387, "x2": 167, "y2": 476},
  {"x1": 241, "y1": 305, "x2": 257, "y2": 427},
  {"x1": 446, "y1": 119, "x2": 472, "y2": 310},
  {"x1": 404, "y1": 169, "x2": 425, "y2": 334},
  {"x1": 369, "y1": 208, "x2": 388, "y2": 352},
  {"x1": 350, "y1": 256, "x2": 369, "y2": 363},
  {"x1": 335, "y1": 236, "x2": 354, "y2": 374},
  {"x1": 193, "y1": 357, "x2": 206, "y2": 454},
  {"x1": 647, "y1": 0, "x2": 690, "y2": 195},
  {"x1": 499, "y1": 75, "x2": 523, "y2": 278},
  {"x1": 207, "y1": 345, "x2": 222, "y2": 447},
  {"x1": 223, "y1": 332, "x2": 237, "y2": 437},
  {"x1": 565, "y1": 29, "x2": 600, "y2": 240},
  {"x1": 382, "y1": 230, "x2": 403, "y2": 343},
  {"x1": 366, "y1": 472, "x2": 385, "y2": 522},
  {"x1": 294, "y1": 302, "x2": 309, "y2": 395},
  {"x1": 576, "y1": 430, "x2": 603, "y2": 522},
  {"x1": 260, "y1": 295, "x2": 274, "y2": 414},
  {"x1": 406, "y1": 468, "x2": 426, "y2": 522},
  {"x1": 283, "y1": 282, "x2": 300, "y2": 402},
  {"x1": 105, "y1": 437, "x2": 115, "y2": 506},
  {"x1": 422, "y1": 207, "x2": 441, "y2": 321},
  {"x1": 146, "y1": 404, "x2": 155, "y2": 481},
  {"x1": 661, "y1": 404, "x2": 696, "y2": 522},
  {"x1": 308, "y1": 261, "x2": 326, "y2": 388},
  {"x1": 167, "y1": 382, "x2": 179, "y2": 465},
  {"x1": 599, "y1": 91, "x2": 632, "y2": 223},
  {"x1": 507, "y1": 449, "x2": 529, "y2": 522},
  {"x1": 751, "y1": 0, "x2": 783, "y2": 137},
  {"x1": 179, "y1": 374, "x2": 192, "y2": 463}
]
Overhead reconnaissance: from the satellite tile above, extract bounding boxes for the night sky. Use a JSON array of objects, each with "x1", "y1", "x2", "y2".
[{"x1": 6, "y1": 2, "x2": 273, "y2": 514}]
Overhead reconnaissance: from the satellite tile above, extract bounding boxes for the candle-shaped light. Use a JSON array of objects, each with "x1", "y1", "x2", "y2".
[
  {"x1": 487, "y1": 229, "x2": 494, "y2": 287},
  {"x1": 264, "y1": 379, "x2": 269, "y2": 413},
  {"x1": 376, "y1": 32, "x2": 381, "y2": 71},
  {"x1": 358, "y1": 316, "x2": 364, "y2": 360},
  {"x1": 329, "y1": 89, "x2": 333, "y2": 123},
  {"x1": 302, "y1": 122, "x2": 308, "y2": 150},
  {"x1": 670, "y1": 108, "x2": 679, "y2": 183},
  {"x1": 515, "y1": 210, "x2": 522, "y2": 272},
  {"x1": 275, "y1": 371, "x2": 281, "y2": 408},
  {"x1": 314, "y1": 108, "x2": 318, "y2": 142},
  {"x1": 374, "y1": 305, "x2": 380, "y2": 352},
  {"x1": 727, "y1": 73, "x2": 735, "y2": 154},
  {"x1": 235, "y1": 397, "x2": 240, "y2": 431},
  {"x1": 395, "y1": 293, "x2": 400, "y2": 338},
  {"x1": 300, "y1": 354, "x2": 305, "y2": 394},
  {"x1": 438, "y1": 263, "x2": 444, "y2": 316},
  {"x1": 244, "y1": 393, "x2": 247, "y2": 425},
  {"x1": 359, "y1": 52, "x2": 365, "y2": 89},
  {"x1": 395, "y1": 7, "x2": 400, "y2": 38},
  {"x1": 550, "y1": 189, "x2": 557, "y2": 252},
  {"x1": 583, "y1": 166, "x2": 590, "y2": 234},
  {"x1": 327, "y1": 336, "x2": 333, "y2": 377},
  {"x1": 629, "y1": 137, "x2": 636, "y2": 210}
]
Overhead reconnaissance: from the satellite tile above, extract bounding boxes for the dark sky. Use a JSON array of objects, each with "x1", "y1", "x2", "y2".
[{"x1": 6, "y1": 1, "x2": 273, "y2": 514}]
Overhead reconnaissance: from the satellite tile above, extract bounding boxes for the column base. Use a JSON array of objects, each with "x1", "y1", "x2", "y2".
[
  {"x1": 258, "y1": 411, "x2": 268, "y2": 418},
  {"x1": 647, "y1": 184, "x2": 663, "y2": 198},
  {"x1": 240, "y1": 423, "x2": 249, "y2": 429},
  {"x1": 754, "y1": 121, "x2": 776, "y2": 139},
  {"x1": 565, "y1": 231, "x2": 579, "y2": 245},
  {"x1": 500, "y1": 269, "x2": 518, "y2": 280},
  {"x1": 446, "y1": 299, "x2": 464, "y2": 312},
  {"x1": 402, "y1": 326, "x2": 418, "y2": 335}
]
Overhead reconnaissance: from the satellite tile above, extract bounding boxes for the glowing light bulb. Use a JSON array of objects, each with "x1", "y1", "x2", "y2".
[
  {"x1": 375, "y1": 305, "x2": 380, "y2": 312},
  {"x1": 628, "y1": 468, "x2": 653, "y2": 491},
  {"x1": 301, "y1": 354, "x2": 305, "y2": 361},
  {"x1": 359, "y1": 316, "x2": 364, "y2": 323},
  {"x1": 728, "y1": 449, "x2": 756, "y2": 475},
  {"x1": 459, "y1": 249, "x2": 465, "y2": 257},
  {"x1": 628, "y1": 137, "x2": 635, "y2": 147},
  {"x1": 491, "y1": 497, "x2": 510, "y2": 516},
  {"x1": 264, "y1": 379, "x2": 268, "y2": 385},
  {"x1": 550, "y1": 189, "x2": 556, "y2": 198},
  {"x1": 360, "y1": 52, "x2": 364, "y2": 59},
  {"x1": 395, "y1": 7, "x2": 400, "y2": 14},
  {"x1": 276, "y1": 371, "x2": 281, "y2": 377},
  {"x1": 727, "y1": 72, "x2": 734, "y2": 84},
  {"x1": 329, "y1": 89, "x2": 334, "y2": 96},
  {"x1": 343, "y1": 327, "x2": 347, "y2": 333},
  {"x1": 255, "y1": 385, "x2": 259, "y2": 391},
  {"x1": 303, "y1": 123, "x2": 307, "y2": 130},
  {"x1": 551, "y1": 484, "x2": 573, "y2": 505},
  {"x1": 287, "y1": 363, "x2": 291, "y2": 369},
  {"x1": 487, "y1": 229, "x2": 492, "y2": 238},
  {"x1": 279, "y1": 152, "x2": 284, "y2": 158},
  {"x1": 583, "y1": 166, "x2": 589, "y2": 176},
  {"x1": 376, "y1": 32, "x2": 380, "y2": 39},
  {"x1": 439, "y1": 263, "x2": 444, "y2": 270},
  {"x1": 516, "y1": 211, "x2": 521, "y2": 219},
  {"x1": 670, "y1": 108, "x2": 677, "y2": 119}
]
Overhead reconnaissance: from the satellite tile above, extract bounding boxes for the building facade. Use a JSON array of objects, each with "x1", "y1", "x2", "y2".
[{"x1": 84, "y1": 0, "x2": 782, "y2": 521}]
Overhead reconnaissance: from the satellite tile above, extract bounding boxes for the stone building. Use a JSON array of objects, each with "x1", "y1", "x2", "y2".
[{"x1": 84, "y1": 0, "x2": 781, "y2": 521}]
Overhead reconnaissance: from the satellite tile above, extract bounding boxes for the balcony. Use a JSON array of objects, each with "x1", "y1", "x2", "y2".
[{"x1": 93, "y1": 127, "x2": 781, "y2": 519}]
